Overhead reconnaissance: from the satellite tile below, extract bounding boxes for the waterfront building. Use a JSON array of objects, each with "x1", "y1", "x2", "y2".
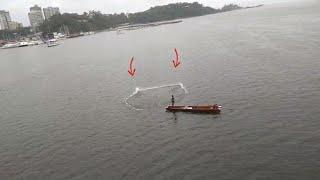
[
  {"x1": 28, "y1": 5, "x2": 44, "y2": 28},
  {"x1": 9, "y1": 21, "x2": 23, "y2": 30},
  {"x1": 43, "y1": 7, "x2": 60, "y2": 20},
  {"x1": 0, "y1": 10, "x2": 11, "y2": 30}
]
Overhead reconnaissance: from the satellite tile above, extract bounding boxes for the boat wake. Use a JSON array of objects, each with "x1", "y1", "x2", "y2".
[{"x1": 125, "y1": 82, "x2": 188, "y2": 110}]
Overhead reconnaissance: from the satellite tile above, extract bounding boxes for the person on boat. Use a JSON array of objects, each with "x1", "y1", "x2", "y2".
[{"x1": 171, "y1": 95, "x2": 175, "y2": 106}]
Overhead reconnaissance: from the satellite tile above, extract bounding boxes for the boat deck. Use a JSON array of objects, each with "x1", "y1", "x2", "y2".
[{"x1": 166, "y1": 105, "x2": 221, "y2": 114}]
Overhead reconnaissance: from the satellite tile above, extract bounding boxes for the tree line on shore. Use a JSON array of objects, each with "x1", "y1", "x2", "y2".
[
  {"x1": 0, "y1": 2, "x2": 242, "y2": 40},
  {"x1": 39, "y1": 3, "x2": 242, "y2": 34}
]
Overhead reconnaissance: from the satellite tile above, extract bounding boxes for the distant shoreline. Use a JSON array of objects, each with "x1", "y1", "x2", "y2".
[
  {"x1": 39, "y1": 3, "x2": 254, "y2": 35},
  {"x1": 244, "y1": 4, "x2": 264, "y2": 9},
  {"x1": 0, "y1": 3, "x2": 265, "y2": 43},
  {"x1": 113, "y1": 4, "x2": 264, "y2": 31},
  {"x1": 115, "y1": 20, "x2": 183, "y2": 31}
]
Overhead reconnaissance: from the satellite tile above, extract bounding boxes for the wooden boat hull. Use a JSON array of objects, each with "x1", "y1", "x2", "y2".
[{"x1": 166, "y1": 105, "x2": 221, "y2": 114}]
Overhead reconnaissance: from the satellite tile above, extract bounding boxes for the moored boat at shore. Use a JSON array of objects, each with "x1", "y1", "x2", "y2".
[
  {"x1": 46, "y1": 39, "x2": 60, "y2": 47},
  {"x1": 18, "y1": 42, "x2": 29, "y2": 47},
  {"x1": 1, "y1": 43, "x2": 19, "y2": 49}
]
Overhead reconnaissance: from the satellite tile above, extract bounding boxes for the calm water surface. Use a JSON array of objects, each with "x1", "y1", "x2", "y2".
[{"x1": 1, "y1": 1, "x2": 320, "y2": 179}]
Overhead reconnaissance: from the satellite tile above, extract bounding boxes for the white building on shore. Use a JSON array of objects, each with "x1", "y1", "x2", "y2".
[
  {"x1": 28, "y1": 5, "x2": 44, "y2": 28},
  {"x1": 0, "y1": 10, "x2": 11, "y2": 30}
]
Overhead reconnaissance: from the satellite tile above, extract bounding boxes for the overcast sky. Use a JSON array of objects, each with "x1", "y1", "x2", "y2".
[{"x1": 0, "y1": 0, "x2": 301, "y2": 26}]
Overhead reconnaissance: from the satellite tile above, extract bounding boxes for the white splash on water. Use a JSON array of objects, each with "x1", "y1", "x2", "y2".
[{"x1": 124, "y1": 82, "x2": 188, "y2": 110}]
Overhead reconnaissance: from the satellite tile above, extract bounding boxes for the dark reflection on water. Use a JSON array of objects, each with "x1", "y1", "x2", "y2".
[
  {"x1": 172, "y1": 113, "x2": 177, "y2": 123},
  {"x1": 1, "y1": 1, "x2": 320, "y2": 179}
]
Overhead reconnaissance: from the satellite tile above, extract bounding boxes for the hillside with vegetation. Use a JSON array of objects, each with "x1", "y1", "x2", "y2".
[
  {"x1": 128, "y1": 2, "x2": 218, "y2": 23},
  {"x1": 1, "y1": 2, "x2": 244, "y2": 39},
  {"x1": 39, "y1": 2, "x2": 242, "y2": 34}
]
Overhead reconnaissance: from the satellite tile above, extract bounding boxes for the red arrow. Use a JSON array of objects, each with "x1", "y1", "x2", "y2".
[
  {"x1": 172, "y1": 48, "x2": 181, "y2": 68},
  {"x1": 128, "y1": 57, "x2": 136, "y2": 77}
]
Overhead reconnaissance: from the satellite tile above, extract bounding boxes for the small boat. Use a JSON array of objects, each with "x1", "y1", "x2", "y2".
[
  {"x1": 1, "y1": 43, "x2": 19, "y2": 49},
  {"x1": 28, "y1": 41, "x2": 42, "y2": 46},
  {"x1": 18, "y1": 42, "x2": 29, "y2": 47},
  {"x1": 47, "y1": 39, "x2": 59, "y2": 47},
  {"x1": 166, "y1": 105, "x2": 221, "y2": 114}
]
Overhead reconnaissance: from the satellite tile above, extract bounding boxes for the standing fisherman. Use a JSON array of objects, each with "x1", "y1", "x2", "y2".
[{"x1": 171, "y1": 95, "x2": 175, "y2": 106}]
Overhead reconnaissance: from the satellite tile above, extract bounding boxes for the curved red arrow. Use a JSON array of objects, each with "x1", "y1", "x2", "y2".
[
  {"x1": 172, "y1": 48, "x2": 181, "y2": 68},
  {"x1": 128, "y1": 57, "x2": 136, "y2": 77}
]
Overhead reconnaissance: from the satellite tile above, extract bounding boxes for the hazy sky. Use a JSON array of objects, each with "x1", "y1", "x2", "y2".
[{"x1": 0, "y1": 0, "x2": 299, "y2": 26}]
